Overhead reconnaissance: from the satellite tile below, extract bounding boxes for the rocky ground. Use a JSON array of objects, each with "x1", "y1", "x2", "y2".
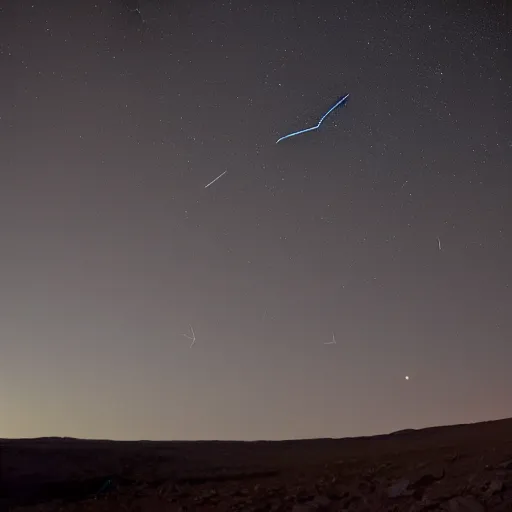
[{"x1": 2, "y1": 418, "x2": 512, "y2": 511}]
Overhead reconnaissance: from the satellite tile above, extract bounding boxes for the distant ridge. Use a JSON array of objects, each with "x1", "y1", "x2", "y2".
[
  {"x1": 389, "y1": 428, "x2": 417, "y2": 435},
  {"x1": 2, "y1": 417, "x2": 511, "y2": 443}
]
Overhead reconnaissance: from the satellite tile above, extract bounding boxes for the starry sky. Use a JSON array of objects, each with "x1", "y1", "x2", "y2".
[{"x1": 1, "y1": 0, "x2": 511, "y2": 441}]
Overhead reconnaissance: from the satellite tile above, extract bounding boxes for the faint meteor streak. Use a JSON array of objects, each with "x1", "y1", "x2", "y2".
[
  {"x1": 182, "y1": 325, "x2": 196, "y2": 347},
  {"x1": 204, "y1": 171, "x2": 227, "y2": 189},
  {"x1": 324, "y1": 332, "x2": 336, "y2": 345}
]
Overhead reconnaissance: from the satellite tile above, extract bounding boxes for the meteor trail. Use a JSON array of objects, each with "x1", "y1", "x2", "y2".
[
  {"x1": 276, "y1": 93, "x2": 350, "y2": 144},
  {"x1": 182, "y1": 325, "x2": 196, "y2": 348},
  {"x1": 205, "y1": 171, "x2": 227, "y2": 189}
]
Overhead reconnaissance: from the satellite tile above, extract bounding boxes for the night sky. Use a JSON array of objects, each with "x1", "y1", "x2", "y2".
[{"x1": 1, "y1": 0, "x2": 511, "y2": 441}]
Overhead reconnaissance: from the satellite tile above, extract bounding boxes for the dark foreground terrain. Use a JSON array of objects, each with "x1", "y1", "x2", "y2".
[{"x1": 2, "y1": 418, "x2": 512, "y2": 511}]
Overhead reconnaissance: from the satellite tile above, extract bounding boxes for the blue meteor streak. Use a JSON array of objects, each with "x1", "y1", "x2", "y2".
[{"x1": 276, "y1": 93, "x2": 350, "y2": 144}]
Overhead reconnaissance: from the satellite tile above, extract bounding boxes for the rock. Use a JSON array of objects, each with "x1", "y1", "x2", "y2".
[
  {"x1": 408, "y1": 501, "x2": 441, "y2": 512},
  {"x1": 443, "y1": 496, "x2": 485, "y2": 512},
  {"x1": 291, "y1": 504, "x2": 316, "y2": 512},
  {"x1": 290, "y1": 495, "x2": 331, "y2": 511},
  {"x1": 312, "y1": 495, "x2": 330, "y2": 506},
  {"x1": 498, "y1": 459, "x2": 512, "y2": 470},
  {"x1": 325, "y1": 489, "x2": 348, "y2": 501},
  {"x1": 403, "y1": 468, "x2": 446, "y2": 501},
  {"x1": 388, "y1": 479, "x2": 414, "y2": 498},
  {"x1": 490, "y1": 488, "x2": 512, "y2": 511},
  {"x1": 484, "y1": 479, "x2": 504, "y2": 496},
  {"x1": 412, "y1": 467, "x2": 445, "y2": 488}
]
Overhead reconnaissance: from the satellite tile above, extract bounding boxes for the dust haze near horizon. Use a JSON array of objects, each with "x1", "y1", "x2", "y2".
[{"x1": 1, "y1": 0, "x2": 511, "y2": 441}]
